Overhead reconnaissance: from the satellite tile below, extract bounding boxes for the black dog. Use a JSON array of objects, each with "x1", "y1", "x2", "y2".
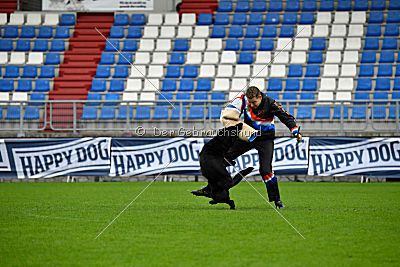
[{"x1": 191, "y1": 123, "x2": 254, "y2": 209}]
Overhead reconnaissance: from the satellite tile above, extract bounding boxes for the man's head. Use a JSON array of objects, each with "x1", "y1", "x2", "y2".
[{"x1": 245, "y1": 86, "x2": 262, "y2": 109}]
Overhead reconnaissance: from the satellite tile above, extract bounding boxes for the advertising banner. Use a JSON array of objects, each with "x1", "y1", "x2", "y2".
[{"x1": 43, "y1": 0, "x2": 153, "y2": 11}]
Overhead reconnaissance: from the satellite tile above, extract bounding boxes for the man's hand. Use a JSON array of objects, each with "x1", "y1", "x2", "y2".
[{"x1": 291, "y1": 127, "x2": 303, "y2": 142}]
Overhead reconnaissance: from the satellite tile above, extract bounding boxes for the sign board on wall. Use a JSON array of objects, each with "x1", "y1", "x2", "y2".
[{"x1": 43, "y1": 0, "x2": 153, "y2": 11}]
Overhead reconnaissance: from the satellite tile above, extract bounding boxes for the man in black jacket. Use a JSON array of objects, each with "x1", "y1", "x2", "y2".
[{"x1": 220, "y1": 86, "x2": 302, "y2": 209}]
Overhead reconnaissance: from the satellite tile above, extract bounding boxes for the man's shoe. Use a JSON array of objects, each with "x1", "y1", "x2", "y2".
[
  {"x1": 228, "y1": 200, "x2": 235, "y2": 210},
  {"x1": 275, "y1": 200, "x2": 285, "y2": 209},
  {"x1": 191, "y1": 186, "x2": 211, "y2": 198}
]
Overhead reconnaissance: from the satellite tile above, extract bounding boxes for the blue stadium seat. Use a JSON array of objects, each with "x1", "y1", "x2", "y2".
[
  {"x1": 122, "y1": 40, "x2": 137, "y2": 52},
  {"x1": 166, "y1": 66, "x2": 181, "y2": 78},
  {"x1": 54, "y1": 27, "x2": 69, "y2": 38},
  {"x1": 173, "y1": 39, "x2": 188, "y2": 51},
  {"x1": 39, "y1": 66, "x2": 55, "y2": 78},
  {"x1": 152, "y1": 106, "x2": 169, "y2": 120},
  {"x1": 5, "y1": 107, "x2": 21, "y2": 120},
  {"x1": 354, "y1": 92, "x2": 370, "y2": 104},
  {"x1": 117, "y1": 53, "x2": 133, "y2": 65},
  {"x1": 214, "y1": 13, "x2": 229, "y2": 25},
  {"x1": 211, "y1": 92, "x2": 226, "y2": 103},
  {"x1": 81, "y1": 106, "x2": 98, "y2": 120},
  {"x1": 259, "y1": 38, "x2": 274, "y2": 50},
  {"x1": 361, "y1": 51, "x2": 376, "y2": 63},
  {"x1": 104, "y1": 93, "x2": 120, "y2": 105},
  {"x1": 0, "y1": 39, "x2": 13, "y2": 51},
  {"x1": 113, "y1": 66, "x2": 129, "y2": 78},
  {"x1": 218, "y1": 1, "x2": 233, "y2": 12},
  {"x1": 282, "y1": 92, "x2": 297, "y2": 105},
  {"x1": 16, "y1": 79, "x2": 32, "y2": 91},
  {"x1": 86, "y1": 93, "x2": 102, "y2": 105},
  {"x1": 33, "y1": 39, "x2": 48, "y2": 51},
  {"x1": 282, "y1": 13, "x2": 297, "y2": 24},
  {"x1": 394, "y1": 78, "x2": 400, "y2": 89},
  {"x1": 211, "y1": 26, "x2": 226, "y2": 38},
  {"x1": 354, "y1": 0, "x2": 368, "y2": 10},
  {"x1": 109, "y1": 26, "x2": 124, "y2": 38},
  {"x1": 302, "y1": 0, "x2": 316, "y2": 11},
  {"x1": 22, "y1": 66, "x2": 37, "y2": 78},
  {"x1": 95, "y1": 66, "x2": 111, "y2": 78},
  {"x1": 131, "y1": 14, "x2": 146, "y2": 25},
  {"x1": 366, "y1": 24, "x2": 381, "y2": 36},
  {"x1": 179, "y1": 79, "x2": 194, "y2": 91},
  {"x1": 34, "y1": 79, "x2": 50, "y2": 91},
  {"x1": 245, "y1": 26, "x2": 260, "y2": 37},
  {"x1": 232, "y1": 13, "x2": 247, "y2": 25},
  {"x1": 126, "y1": 27, "x2": 141, "y2": 38},
  {"x1": 104, "y1": 39, "x2": 119, "y2": 51},
  {"x1": 305, "y1": 65, "x2": 320, "y2": 77},
  {"x1": 99, "y1": 53, "x2": 115, "y2": 65},
  {"x1": 236, "y1": 1, "x2": 250, "y2": 12},
  {"x1": 268, "y1": 78, "x2": 282, "y2": 91},
  {"x1": 238, "y1": 52, "x2": 253, "y2": 64},
  {"x1": 285, "y1": 79, "x2": 300, "y2": 91},
  {"x1": 15, "y1": 40, "x2": 30, "y2": 51},
  {"x1": 4, "y1": 66, "x2": 19, "y2": 78},
  {"x1": 373, "y1": 91, "x2": 389, "y2": 103},
  {"x1": 315, "y1": 106, "x2": 331, "y2": 119},
  {"x1": 364, "y1": 38, "x2": 379, "y2": 50},
  {"x1": 266, "y1": 92, "x2": 280, "y2": 100},
  {"x1": 4, "y1": 26, "x2": 18, "y2": 38},
  {"x1": 170, "y1": 52, "x2": 185, "y2": 64},
  {"x1": 197, "y1": 14, "x2": 212, "y2": 25},
  {"x1": 288, "y1": 65, "x2": 303, "y2": 77},
  {"x1": 299, "y1": 13, "x2": 314, "y2": 24},
  {"x1": 384, "y1": 24, "x2": 399, "y2": 36},
  {"x1": 225, "y1": 39, "x2": 240, "y2": 50},
  {"x1": 269, "y1": 0, "x2": 283, "y2": 11},
  {"x1": 60, "y1": 14, "x2": 75, "y2": 26},
  {"x1": 252, "y1": 1, "x2": 266, "y2": 11},
  {"x1": 161, "y1": 79, "x2": 177, "y2": 91},
  {"x1": 208, "y1": 107, "x2": 223, "y2": 119},
  {"x1": 99, "y1": 107, "x2": 116, "y2": 120},
  {"x1": 368, "y1": 12, "x2": 384, "y2": 23},
  {"x1": 242, "y1": 39, "x2": 256, "y2": 51},
  {"x1": 157, "y1": 93, "x2": 173, "y2": 105},
  {"x1": 319, "y1": 0, "x2": 334, "y2": 11},
  {"x1": 356, "y1": 78, "x2": 372, "y2": 90},
  {"x1": 337, "y1": 0, "x2": 351, "y2": 10},
  {"x1": 117, "y1": 106, "x2": 133, "y2": 120},
  {"x1": 19, "y1": 26, "x2": 36, "y2": 38},
  {"x1": 229, "y1": 26, "x2": 244, "y2": 37},
  {"x1": 286, "y1": 0, "x2": 300, "y2": 11},
  {"x1": 308, "y1": 51, "x2": 323, "y2": 64},
  {"x1": 280, "y1": 25, "x2": 294, "y2": 37},
  {"x1": 0, "y1": 79, "x2": 14, "y2": 91},
  {"x1": 359, "y1": 65, "x2": 374, "y2": 77},
  {"x1": 351, "y1": 106, "x2": 367, "y2": 119},
  {"x1": 188, "y1": 107, "x2": 205, "y2": 119},
  {"x1": 29, "y1": 93, "x2": 45, "y2": 106},
  {"x1": 114, "y1": 14, "x2": 129, "y2": 26},
  {"x1": 45, "y1": 53, "x2": 60, "y2": 65},
  {"x1": 389, "y1": 0, "x2": 400, "y2": 9},
  {"x1": 248, "y1": 14, "x2": 263, "y2": 25},
  {"x1": 382, "y1": 37, "x2": 397, "y2": 50},
  {"x1": 302, "y1": 79, "x2": 317, "y2": 91},
  {"x1": 396, "y1": 65, "x2": 400, "y2": 76},
  {"x1": 21, "y1": 107, "x2": 39, "y2": 120},
  {"x1": 297, "y1": 106, "x2": 312, "y2": 119},
  {"x1": 262, "y1": 25, "x2": 277, "y2": 37},
  {"x1": 50, "y1": 40, "x2": 65, "y2": 51},
  {"x1": 171, "y1": 106, "x2": 187, "y2": 119},
  {"x1": 109, "y1": 79, "x2": 124, "y2": 92},
  {"x1": 377, "y1": 64, "x2": 393, "y2": 76},
  {"x1": 380, "y1": 51, "x2": 395, "y2": 63},
  {"x1": 371, "y1": 0, "x2": 386, "y2": 10},
  {"x1": 300, "y1": 92, "x2": 315, "y2": 104},
  {"x1": 196, "y1": 79, "x2": 211, "y2": 91},
  {"x1": 90, "y1": 79, "x2": 106, "y2": 92},
  {"x1": 265, "y1": 13, "x2": 280, "y2": 24},
  {"x1": 176, "y1": 92, "x2": 191, "y2": 105},
  {"x1": 193, "y1": 92, "x2": 208, "y2": 105},
  {"x1": 182, "y1": 66, "x2": 198, "y2": 78},
  {"x1": 310, "y1": 38, "x2": 326, "y2": 50},
  {"x1": 333, "y1": 106, "x2": 349, "y2": 119},
  {"x1": 372, "y1": 106, "x2": 387, "y2": 119},
  {"x1": 375, "y1": 78, "x2": 391, "y2": 90},
  {"x1": 37, "y1": 26, "x2": 52, "y2": 38}
]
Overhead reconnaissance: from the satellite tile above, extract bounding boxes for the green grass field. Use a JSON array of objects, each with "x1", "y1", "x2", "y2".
[{"x1": 1, "y1": 182, "x2": 399, "y2": 266}]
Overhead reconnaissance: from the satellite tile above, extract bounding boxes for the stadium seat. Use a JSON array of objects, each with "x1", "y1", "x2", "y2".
[
  {"x1": 303, "y1": 79, "x2": 317, "y2": 91},
  {"x1": 44, "y1": 53, "x2": 60, "y2": 65},
  {"x1": 173, "y1": 39, "x2": 188, "y2": 51},
  {"x1": 86, "y1": 93, "x2": 102, "y2": 106},
  {"x1": 364, "y1": 38, "x2": 379, "y2": 50},
  {"x1": 283, "y1": 13, "x2": 297, "y2": 25},
  {"x1": 302, "y1": 0, "x2": 316, "y2": 11},
  {"x1": 361, "y1": 51, "x2": 376, "y2": 63},
  {"x1": 166, "y1": 66, "x2": 181, "y2": 78},
  {"x1": 157, "y1": 93, "x2": 173, "y2": 106},
  {"x1": 310, "y1": 38, "x2": 326, "y2": 50},
  {"x1": 197, "y1": 14, "x2": 212, "y2": 25},
  {"x1": 5, "y1": 107, "x2": 21, "y2": 120},
  {"x1": 110, "y1": 26, "x2": 124, "y2": 38},
  {"x1": 285, "y1": 79, "x2": 300, "y2": 91},
  {"x1": 127, "y1": 27, "x2": 142, "y2": 38},
  {"x1": 104, "y1": 93, "x2": 120, "y2": 106},
  {"x1": 333, "y1": 106, "x2": 349, "y2": 119},
  {"x1": 218, "y1": 1, "x2": 233, "y2": 12},
  {"x1": 375, "y1": 78, "x2": 391, "y2": 90},
  {"x1": 384, "y1": 24, "x2": 399, "y2": 36},
  {"x1": 43, "y1": 14, "x2": 59, "y2": 26},
  {"x1": 236, "y1": 1, "x2": 250, "y2": 12},
  {"x1": 211, "y1": 26, "x2": 226, "y2": 38},
  {"x1": 181, "y1": 14, "x2": 195, "y2": 25},
  {"x1": 16, "y1": 79, "x2": 32, "y2": 92},
  {"x1": 188, "y1": 107, "x2": 205, "y2": 119},
  {"x1": 170, "y1": 53, "x2": 185, "y2": 65},
  {"x1": 113, "y1": 66, "x2": 129, "y2": 78},
  {"x1": 90, "y1": 79, "x2": 106, "y2": 92},
  {"x1": 387, "y1": 11, "x2": 400, "y2": 23},
  {"x1": 117, "y1": 53, "x2": 133, "y2": 65},
  {"x1": 114, "y1": 14, "x2": 129, "y2": 26},
  {"x1": 267, "y1": 78, "x2": 282, "y2": 91},
  {"x1": 377, "y1": 65, "x2": 393, "y2": 76},
  {"x1": 99, "y1": 107, "x2": 116, "y2": 120},
  {"x1": 117, "y1": 106, "x2": 133, "y2": 120},
  {"x1": 232, "y1": 13, "x2": 247, "y2": 25},
  {"x1": 319, "y1": 0, "x2": 334, "y2": 11},
  {"x1": 29, "y1": 93, "x2": 45, "y2": 106},
  {"x1": 288, "y1": 65, "x2": 303, "y2": 77},
  {"x1": 214, "y1": 14, "x2": 229, "y2": 25},
  {"x1": 269, "y1": 0, "x2": 283, "y2": 11},
  {"x1": 23, "y1": 106, "x2": 39, "y2": 120},
  {"x1": 152, "y1": 106, "x2": 169, "y2": 120},
  {"x1": 369, "y1": 12, "x2": 384, "y2": 23},
  {"x1": 382, "y1": 37, "x2": 398, "y2": 50},
  {"x1": 54, "y1": 27, "x2": 69, "y2": 38},
  {"x1": 238, "y1": 52, "x2": 253, "y2": 64},
  {"x1": 50, "y1": 40, "x2": 65, "y2": 51},
  {"x1": 176, "y1": 92, "x2": 190, "y2": 105},
  {"x1": 104, "y1": 39, "x2": 119, "y2": 52},
  {"x1": 99, "y1": 53, "x2": 115, "y2": 65},
  {"x1": 229, "y1": 26, "x2": 244, "y2": 38},
  {"x1": 26, "y1": 13, "x2": 41, "y2": 26},
  {"x1": 371, "y1": 0, "x2": 386, "y2": 10},
  {"x1": 248, "y1": 14, "x2": 263, "y2": 25},
  {"x1": 160, "y1": 79, "x2": 176, "y2": 91},
  {"x1": 22, "y1": 66, "x2": 37, "y2": 78},
  {"x1": 131, "y1": 14, "x2": 146, "y2": 25},
  {"x1": 359, "y1": 65, "x2": 374, "y2": 77},
  {"x1": 59, "y1": 14, "x2": 75, "y2": 26},
  {"x1": 109, "y1": 79, "x2": 124, "y2": 92},
  {"x1": 15, "y1": 40, "x2": 30, "y2": 51},
  {"x1": 245, "y1": 26, "x2": 260, "y2": 38},
  {"x1": 33, "y1": 40, "x2": 48, "y2": 52},
  {"x1": 81, "y1": 106, "x2": 98, "y2": 120},
  {"x1": 262, "y1": 25, "x2": 277, "y2": 37},
  {"x1": 196, "y1": 79, "x2": 211, "y2": 91},
  {"x1": 4, "y1": 66, "x2": 20, "y2": 78},
  {"x1": 122, "y1": 40, "x2": 137, "y2": 52},
  {"x1": 305, "y1": 65, "x2": 320, "y2": 77},
  {"x1": 354, "y1": 0, "x2": 368, "y2": 10},
  {"x1": 356, "y1": 78, "x2": 372, "y2": 90},
  {"x1": 280, "y1": 25, "x2": 294, "y2": 37},
  {"x1": 0, "y1": 79, "x2": 14, "y2": 91},
  {"x1": 193, "y1": 92, "x2": 208, "y2": 105},
  {"x1": 4, "y1": 26, "x2": 18, "y2": 38},
  {"x1": 351, "y1": 106, "x2": 367, "y2": 119},
  {"x1": 177, "y1": 26, "x2": 192, "y2": 38},
  {"x1": 95, "y1": 66, "x2": 111, "y2": 78},
  {"x1": 307, "y1": 51, "x2": 323, "y2": 64},
  {"x1": 34, "y1": 79, "x2": 50, "y2": 91},
  {"x1": 225, "y1": 39, "x2": 240, "y2": 50},
  {"x1": 171, "y1": 106, "x2": 187, "y2": 119},
  {"x1": 315, "y1": 106, "x2": 331, "y2": 119},
  {"x1": 0, "y1": 40, "x2": 13, "y2": 51},
  {"x1": 179, "y1": 79, "x2": 194, "y2": 91},
  {"x1": 193, "y1": 27, "x2": 209, "y2": 38},
  {"x1": 265, "y1": 13, "x2": 280, "y2": 25},
  {"x1": 182, "y1": 66, "x2": 198, "y2": 78},
  {"x1": 297, "y1": 106, "x2": 312, "y2": 119}
]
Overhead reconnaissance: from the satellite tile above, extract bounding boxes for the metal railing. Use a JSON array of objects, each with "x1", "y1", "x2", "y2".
[{"x1": 0, "y1": 100, "x2": 399, "y2": 137}]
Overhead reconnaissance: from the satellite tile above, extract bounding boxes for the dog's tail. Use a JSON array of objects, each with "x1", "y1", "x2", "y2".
[{"x1": 231, "y1": 167, "x2": 254, "y2": 188}]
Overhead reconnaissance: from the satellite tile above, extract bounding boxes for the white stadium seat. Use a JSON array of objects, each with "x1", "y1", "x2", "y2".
[
  {"x1": 220, "y1": 51, "x2": 236, "y2": 64},
  {"x1": 8, "y1": 13, "x2": 24, "y2": 25},
  {"x1": 316, "y1": 12, "x2": 331, "y2": 24},
  {"x1": 328, "y1": 38, "x2": 344, "y2": 50},
  {"x1": 336, "y1": 91, "x2": 352, "y2": 102},
  {"x1": 325, "y1": 51, "x2": 342, "y2": 63},
  {"x1": 0, "y1": 52, "x2": 8, "y2": 64},
  {"x1": 334, "y1": 12, "x2": 349, "y2": 24},
  {"x1": 122, "y1": 92, "x2": 138, "y2": 104},
  {"x1": 139, "y1": 92, "x2": 155, "y2": 105},
  {"x1": 181, "y1": 13, "x2": 196, "y2": 25},
  {"x1": 293, "y1": 38, "x2": 309, "y2": 50},
  {"x1": 0, "y1": 92, "x2": 9, "y2": 102},
  {"x1": 214, "y1": 78, "x2": 230, "y2": 91},
  {"x1": 342, "y1": 51, "x2": 359, "y2": 63},
  {"x1": 190, "y1": 39, "x2": 206, "y2": 51},
  {"x1": 331, "y1": 25, "x2": 346, "y2": 37},
  {"x1": 12, "y1": 92, "x2": 28, "y2": 104},
  {"x1": 348, "y1": 25, "x2": 364, "y2": 37},
  {"x1": 323, "y1": 64, "x2": 339, "y2": 77},
  {"x1": 351, "y1": 11, "x2": 366, "y2": 24},
  {"x1": 249, "y1": 78, "x2": 266, "y2": 91},
  {"x1": 164, "y1": 13, "x2": 179, "y2": 25},
  {"x1": 199, "y1": 65, "x2": 215, "y2": 77},
  {"x1": 139, "y1": 39, "x2": 155, "y2": 51},
  {"x1": 273, "y1": 51, "x2": 289, "y2": 64},
  {"x1": 147, "y1": 14, "x2": 163, "y2": 25},
  {"x1": 270, "y1": 65, "x2": 286, "y2": 77},
  {"x1": 207, "y1": 39, "x2": 222, "y2": 51},
  {"x1": 134, "y1": 53, "x2": 150, "y2": 64},
  {"x1": 276, "y1": 38, "x2": 292, "y2": 51},
  {"x1": 320, "y1": 78, "x2": 336, "y2": 90},
  {"x1": 186, "y1": 52, "x2": 202, "y2": 64},
  {"x1": 255, "y1": 51, "x2": 271, "y2": 64},
  {"x1": 290, "y1": 51, "x2": 306, "y2": 64},
  {"x1": 43, "y1": 13, "x2": 59, "y2": 26},
  {"x1": 252, "y1": 64, "x2": 269, "y2": 77},
  {"x1": 340, "y1": 64, "x2": 357, "y2": 77},
  {"x1": 159, "y1": 26, "x2": 175, "y2": 38},
  {"x1": 345, "y1": 38, "x2": 361, "y2": 50},
  {"x1": 297, "y1": 25, "x2": 311, "y2": 37},
  {"x1": 177, "y1": 26, "x2": 193, "y2": 38},
  {"x1": 130, "y1": 65, "x2": 147, "y2": 77},
  {"x1": 203, "y1": 52, "x2": 219, "y2": 64},
  {"x1": 317, "y1": 91, "x2": 334, "y2": 104},
  {"x1": 217, "y1": 65, "x2": 233, "y2": 77},
  {"x1": 313, "y1": 25, "x2": 329, "y2": 37},
  {"x1": 143, "y1": 79, "x2": 160, "y2": 91},
  {"x1": 27, "y1": 52, "x2": 43, "y2": 65},
  {"x1": 231, "y1": 78, "x2": 247, "y2": 91},
  {"x1": 194, "y1": 26, "x2": 209, "y2": 38},
  {"x1": 143, "y1": 26, "x2": 159, "y2": 38},
  {"x1": 338, "y1": 78, "x2": 354, "y2": 91},
  {"x1": 25, "y1": 13, "x2": 42, "y2": 26},
  {"x1": 9, "y1": 52, "x2": 25, "y2": 64},
  {"x1": 147, "y1": 65, "x2": 164, "y2": 78},
  {"x1": 0, "y1": 13, "x2": 7, "y2": 25},
  {"x1": 151, "y1": 52, "x2": 167, "y2": 64},
  {"x1": 155, "y1": 39, "x2": 171, "y2": 51},
  {"x1": 126, "y1": 79, "x2": 142, "y2": 91},
  {"x1": 234, "y1": 65, "x2": 251, "y2": 78}
]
